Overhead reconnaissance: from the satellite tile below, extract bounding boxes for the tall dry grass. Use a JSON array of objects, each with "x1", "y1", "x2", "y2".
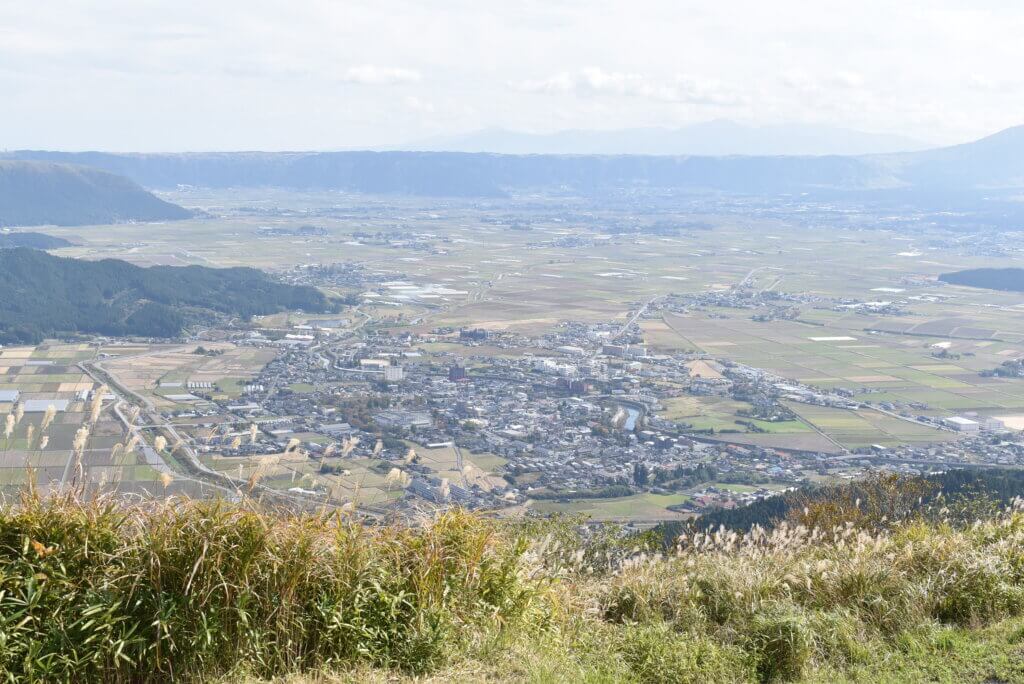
[
  {"x1": 0, "y1": 492, "x2": 538, "y2": 682},
  {"x1": 591, "y1": 505, "x2": 1024, "y2": 681},
  {"x1": 2, "y1": 489, "x2": 1024, "y2": 682}
]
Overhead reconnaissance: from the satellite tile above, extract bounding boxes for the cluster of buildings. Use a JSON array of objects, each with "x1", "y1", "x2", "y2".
[{"x1": 148, "y1": 287, "x2": 1024, "y2": 518}]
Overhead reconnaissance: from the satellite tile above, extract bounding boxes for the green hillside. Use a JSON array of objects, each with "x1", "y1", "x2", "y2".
[
  {"x1": 940, "y1": 267, "x2": 1024, "y2": 293},
  {"x1": 0, "y1": 160, "x2": 191, "y2": 227},
  {"x1": 0, "y1": 231, "x2": 73, "y2": 249},
  {"x1": 0, "y1": 247, "x2": 335, "y2": 343}
]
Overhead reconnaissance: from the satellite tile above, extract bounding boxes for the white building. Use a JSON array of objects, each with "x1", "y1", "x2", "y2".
[
  {"x1": 981, "y1": 417, "x2": 1006, "y2": 432},
  {"x1": 944, "y1": 416, "x2": 980, "y2": 432}
]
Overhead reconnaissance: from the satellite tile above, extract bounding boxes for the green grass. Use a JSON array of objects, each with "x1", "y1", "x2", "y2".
[
  {"x1": 0, "y1": 493, "x2": 534, "y2": 681},
  {"x1": 746, "y1": 419, "x2": 814, "y2": 434},
  {"x1": 6, "y1": 491, "x2": 1024, "y2": 682},
  {"x1": 530, "y1": 492, "x2": 691, "y2": 521},
  {"x1": 214, "y1": 377, "x2": 248, "y2": 399},
  {"x1": 804, "y1": 618, "x2": 1024, "y2": 682},
  {"x1": 714, "y1": 483, "x2": 758, "y2": 493}
]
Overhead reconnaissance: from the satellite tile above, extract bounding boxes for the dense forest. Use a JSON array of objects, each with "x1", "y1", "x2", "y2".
[
  {"x1": 0, "y1": 232, "x2": 72, "y2": 249},
  {"x1": 655, "y1": 467, "x2": 1024, "y2": 544},
  {"x1": 0, "y1": 161, "x2": 190, "y2": 227},
  {"x1": 0, "y1": 248, "x2": 335, "y2": 343},
  {"x1": 939, "y1": 267, "x2": 1024, "y2": 293}
]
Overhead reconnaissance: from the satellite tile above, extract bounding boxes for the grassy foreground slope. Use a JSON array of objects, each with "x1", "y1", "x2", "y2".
[{"x1": 3, "y1": 484, "x2": 1024, "y2": 683}]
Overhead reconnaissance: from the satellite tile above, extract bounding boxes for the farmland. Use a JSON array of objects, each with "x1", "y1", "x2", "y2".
[
  {"x1": 11, "y1": 189, "x2": 1024, "y2": 522},
  {"x1": 0, "y1": 343, "x2": 165, "y2": 494},
  {"x1": 98, "y1": 343, "x2": 277, "y2": 410}
]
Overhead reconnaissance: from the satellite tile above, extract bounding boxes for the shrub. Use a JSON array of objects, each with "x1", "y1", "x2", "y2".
[
  {"x1": 0, "y1": 493, "x2": 541, "y2": 681},
  {"x1": 745, "y1": 608, "x2": 813, "y2": 682},
  {"x1": 616, "y1": 622, "x2": 751, "y2": 684}
]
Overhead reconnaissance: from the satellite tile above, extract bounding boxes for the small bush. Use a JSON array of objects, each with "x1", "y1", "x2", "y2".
[
  {"x1": 745, "y1": 608, "x2": 814, "y2": 682},
  {"x1": 616, "y1": 622, "x2": 751, "y2": 684},
  {"x1": 934, "y1": 560, "x2": 1024, "y2": 626}
]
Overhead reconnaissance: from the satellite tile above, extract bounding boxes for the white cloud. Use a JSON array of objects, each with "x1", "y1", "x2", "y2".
[
  {"x1": 1, "y1": 0, "x2": 1023, "y2": 149},
  {"x1": 517, "y1": 72, "x2": 575, "y2": 94},
  {"x1": 404, "y1": 95, "x2": 435, "y2": 113},
  {"x1": 517, "y1": 68, "x2": 746, "y2": 106},
  {"x1": 828, "y1": 71, "x2": 866, "y2": 89},
  {"x1": 339, "y1": 65, "x2": 421, "y2": 85},
  {"x1": 781, "y1": 70, "x2": 865, "y2": 94}
]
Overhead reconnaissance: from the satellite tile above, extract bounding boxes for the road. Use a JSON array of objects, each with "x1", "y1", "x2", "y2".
[
  {"x1": 861, "y1": 403, "x2": 956, "y2": 433},
  {"x1": 80, "y1": 350, "x2": 336, "y2": 510},
  {"x1": 786, "y1": 409, "x2": 847, "y2": 452},
  {"x1": 452, "y1": 443, "x2": 472, "y2": 488},
  {"x1": 736, "y1": 266, "x2": 782, "y2": 290},
  {"x1": 610, "y1": 295, "x2": 661, "y2": 343}
]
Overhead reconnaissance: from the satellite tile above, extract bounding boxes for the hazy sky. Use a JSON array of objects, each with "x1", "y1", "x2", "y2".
[{"x1": 2, "y1": 1, "x2": 1022, "y2": 151}]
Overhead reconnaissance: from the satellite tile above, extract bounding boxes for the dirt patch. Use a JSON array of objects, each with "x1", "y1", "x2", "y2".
[{"x1": 685, "y1": 360, "x2": 724, "y2": 379}]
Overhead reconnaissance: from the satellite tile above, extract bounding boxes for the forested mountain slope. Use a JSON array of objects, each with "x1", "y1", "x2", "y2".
[{"x1": 0, "y1": 247, "x2": 333, "y2": 343}]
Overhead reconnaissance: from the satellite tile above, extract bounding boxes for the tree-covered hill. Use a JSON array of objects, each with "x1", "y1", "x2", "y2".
[
  {"x1": 939, "y1": 267, "x2": 1024, "y2": 293},
  {"x1": 0, "y1": 161, "x2": 191, "y2": 227},
  {"x1": 0, "y1": 232, "x2": 72, "y2": 249},
  {"x1": 655, "y1": 468, "x2": 1024, "y2": 544},
  {"x1": 0, "y1": 248, "x2": 335, "y2": 343}
]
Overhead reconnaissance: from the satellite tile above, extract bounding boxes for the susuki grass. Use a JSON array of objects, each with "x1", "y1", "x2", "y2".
[
  {"x1": 0, "y1": 491, "x2": 538, "y2": 682},
  {"x1": 2, "y1": 488, "x2": 1024, "y2": 682}
]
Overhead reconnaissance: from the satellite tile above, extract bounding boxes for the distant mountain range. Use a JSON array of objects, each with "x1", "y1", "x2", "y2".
[
  {"x1": 4, "y1": 125, "x2": 1024, "y2": 201},
  {"x1": 0, "y1": 161, "x2": 191, "y2": 228},
  {"x1": 0, "y1": 247, "x2": 335, "y2": 344},
  {"x1": 401, "y1": 121, "x2": 932, "y2": 156}
]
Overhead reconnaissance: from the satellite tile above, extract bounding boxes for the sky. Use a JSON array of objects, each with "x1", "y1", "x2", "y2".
[{"x1": 1, "y1": 0, "x2": 1022, "y2": 151}]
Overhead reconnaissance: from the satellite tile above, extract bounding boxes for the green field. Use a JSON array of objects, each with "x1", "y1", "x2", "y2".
[
  {"x1": 530, "y1": 492, "x2": 691, "y2": 521},
  {"x1": 659, "y1": 395, "x2": 813, "y2": 435}
]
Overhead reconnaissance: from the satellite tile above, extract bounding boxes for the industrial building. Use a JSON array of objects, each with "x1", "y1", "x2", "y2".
[
  {"x1": 373, "y1": 410, "x2": 432, "y2": 430},
  {"x1": 944, "y1": 416, "x2": 980, "y2": 432}
]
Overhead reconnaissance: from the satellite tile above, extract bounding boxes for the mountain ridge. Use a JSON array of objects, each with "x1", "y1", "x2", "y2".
[
  {"x1": 401, "y1": 120, "x2": 932, "y2": 156},
  {"x1": 5, "y1": 124, "x2": 1023, "y2": 198}
]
